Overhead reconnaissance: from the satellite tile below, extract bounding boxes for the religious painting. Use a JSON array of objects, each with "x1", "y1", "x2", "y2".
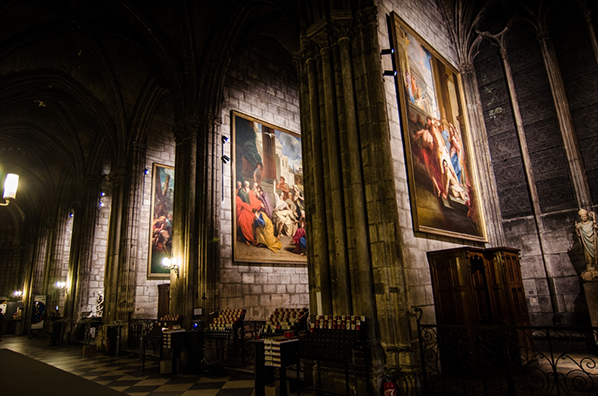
[
  {"x1": 31, "y1": 295, "x2": 46, "y2": 330},
  {"x1": 389, "y1": 13, "x2": 487, "y2": 242},
  {"x1": 148, "y1": 163, "x2": 174, "y2": 278},
  {"x1": 232, "y1": 111, "x2": 307, "y2": 264}
]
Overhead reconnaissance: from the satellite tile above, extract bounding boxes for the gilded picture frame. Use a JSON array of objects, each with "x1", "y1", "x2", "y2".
[
  {"x1": 148, "y1": 163, "x2": 175, "y2": 278},
  {"x1": 389, "y1": 13, "x2": 487, "y2": 242},
  {"x1": 232, "y1": 111, "x2": 307, "y2": 264}
]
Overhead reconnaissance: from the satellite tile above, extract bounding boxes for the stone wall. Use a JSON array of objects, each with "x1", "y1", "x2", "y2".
[
  {"x1": 220, "y1": 40, "x2": 309, "y2": 321},
  {"x1": 376, "y1": 0, "x2": 594, "y2": 326}
]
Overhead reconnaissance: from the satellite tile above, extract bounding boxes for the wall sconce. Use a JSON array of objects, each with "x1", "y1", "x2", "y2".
[
  {"x1": 144, "y1": 168, "x2": 149, "y2": 175},
  {"x1": 55, "y1": 281, "x2": 66, "y2": 289},
  {"x1": 13, "y1": 290, "x2": 22, "y2": 298},
  {"x1": 221, "y1": 155, "x2": 230, "y2": 164},
  {"x1": 221, "y1": 135, "x2": 229, "y2": 144},
  {"x1": 0, "y1": 173, "x2": 19, "y2": 206},
  {"x1": 161, "y1": 257, "x2": 179, "y2": 278}
]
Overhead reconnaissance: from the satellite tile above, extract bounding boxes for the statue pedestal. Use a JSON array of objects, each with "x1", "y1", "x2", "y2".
[
  {"x1": 584, "y1": 278, "x2": 598, "y2": 327},
  {"x1": 582, "y1": 278, "x2": 598, "y2": 353}
]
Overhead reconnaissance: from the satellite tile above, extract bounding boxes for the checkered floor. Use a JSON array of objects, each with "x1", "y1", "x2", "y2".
[{"x1": 0, "y1": 335, "x2": 255, "y2": 396}]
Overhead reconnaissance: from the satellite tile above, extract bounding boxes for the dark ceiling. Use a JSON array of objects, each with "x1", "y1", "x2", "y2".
[{"x1": 0, "y1": 0, "x2": 300, "y2": 244}]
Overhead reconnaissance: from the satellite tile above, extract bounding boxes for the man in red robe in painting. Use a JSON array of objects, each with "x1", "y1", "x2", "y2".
[{"x1": 236, "y1": 183, "x2": 264, "y2": 245}]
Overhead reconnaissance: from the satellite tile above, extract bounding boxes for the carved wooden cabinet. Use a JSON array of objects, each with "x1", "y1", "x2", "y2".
[
  {"x1": 426, "y1": 247, "x2": 530, "y2": 327},
  {"x1": 426, "y1": 247, "x2": 533, "y2": 372}
]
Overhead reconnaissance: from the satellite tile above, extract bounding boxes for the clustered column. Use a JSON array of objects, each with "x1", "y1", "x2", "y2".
[{"x1": 298, "y1": 5, "x2": 416, "y2": 386}]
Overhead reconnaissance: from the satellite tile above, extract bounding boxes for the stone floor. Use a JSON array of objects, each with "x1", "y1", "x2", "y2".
[{"x1": 0, "y1": 335, "x2": 256, "y2": 396}]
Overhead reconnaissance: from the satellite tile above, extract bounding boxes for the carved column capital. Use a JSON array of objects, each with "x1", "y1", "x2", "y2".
[
  {"x1": 173, "y1": 118, "x2": 200, "y2": 142},
  {"x1": 109, "y1": 167, "x2": 127, "y2": 185},
  {"x1": 331, "y1": 16, "x2": 354, "y2": 43},
  {"x1": 201, "y1": 113, "x2": 222, "y2": 127},
  {"x1": 459, "y1": 61, "x2": 475, "y2": 74},
  {"x1": 356, "y1": 6, "x2": 378, "y2": 28},
  {"x1": 313, "y1": 27, "x2": 333, "y2": 53},
  {"x1": 299, "y1": 38, "x2": 321, "y2": 62}
]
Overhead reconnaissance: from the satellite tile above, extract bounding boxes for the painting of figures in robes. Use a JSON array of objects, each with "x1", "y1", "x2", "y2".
[
  {"x1": 390, "y1": 13, "x2": 487, "y2": 242},
  {"x1": 232, "y1": 111, "x2": 307, "y2": 264},
  {"x1": 148, "y1": 163, "x2": 175, "y2": 277}
]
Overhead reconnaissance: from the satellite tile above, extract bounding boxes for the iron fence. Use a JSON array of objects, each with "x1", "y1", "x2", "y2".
[{"x1": 416, "y1": 319, "x2": 598, "y2": 396}]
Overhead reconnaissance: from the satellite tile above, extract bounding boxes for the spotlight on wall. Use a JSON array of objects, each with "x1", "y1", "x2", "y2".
[
  {"x1": 221, "y1": 135, "x2": 229, "y2": 144},
  {"x1": 55, "y1": 281, "x2": 66, "y2": 289},
  {"x1": 161, "y1": 257, "x2": 179, "y2": 278},
  {"x1": 69, "y1": 212, "x2": 73, "y2": 218},
  {"x1": 221, "y1": 155, "x2": 230, "y2": 164},
  {"x1": 0, "y1": 173, "x2": 19, "y2": 207},
  {"x1": 144, "y1": 168, "x2": 149, "y2": 175},
  {"x1": 380, "y1": 48, "x2": 394, "y2": 56},
  {"x1": 383, "y1": 70, "x2": 397, "y2": 77}
]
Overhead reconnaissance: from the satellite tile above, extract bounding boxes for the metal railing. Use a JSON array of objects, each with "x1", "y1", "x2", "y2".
[{"x1": 416, "y1": 321, "x2": 598, "y2": 396}]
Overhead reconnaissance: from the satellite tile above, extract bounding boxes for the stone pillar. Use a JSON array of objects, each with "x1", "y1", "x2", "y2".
[
  {"x1": 302, "y1": 45, "x2": 333, "y2": 316},
  {"x1": 116, "y1": 142, "x2": 147, "y2": 323},
  {"x1": 196, "y1": 114, "x2": 222, "y2": 323},
  {"x1": 171, "y1": 119, "x2": 199, "y2": 328},
  {"x1": 103, "y1": 168, "x2": 127, "y2": 324},
  {"x1": 583, "y1": 278, "x2": 598, "y2": 327},
  {"x1": 459, "y1": 63, "x2": 506, "y2": 246},
  {"x1": 493, "y1": 37, "x2": 563, "y2": 322},
  {"x1": 299, "y1": 4, "x2": 414, "y2": 393},
  {"x1": 583, "y1": 7, "x2": 598, "y2": 67},
  {"x1": 45, "y1": 204, "x2": 70, "y2": 319},
  {"x1": 536, "y1": 30, "x2": 592, "y2": 209},
  {"x1": 63, "y1": 179, "x2": 100, "y2": 328}
]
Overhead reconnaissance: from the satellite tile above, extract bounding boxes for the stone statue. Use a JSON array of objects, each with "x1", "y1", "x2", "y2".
[{"x1": 575, "y1": 209, "x2": 598, "y2": 281}]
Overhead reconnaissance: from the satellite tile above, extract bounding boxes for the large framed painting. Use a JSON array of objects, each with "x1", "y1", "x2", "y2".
[
  {"x1": 232, "y1": 111, "x2": 307, "y2": 264},
  {"x1": 148, "y1": 163, "x2": 175, "y2": 278},
  {"x1": 389, "y1": 13, "x2": 487, "y2": 242}
]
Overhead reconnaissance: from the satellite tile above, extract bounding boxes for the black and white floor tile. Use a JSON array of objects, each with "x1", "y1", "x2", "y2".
[{"x1": 0, "y1": 335, "x2": 256, "y2": 396}]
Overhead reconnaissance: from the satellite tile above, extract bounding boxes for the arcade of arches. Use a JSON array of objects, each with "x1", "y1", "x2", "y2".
[{"x1": 1, "y1": 0, "x2": 598, "y2": 392}]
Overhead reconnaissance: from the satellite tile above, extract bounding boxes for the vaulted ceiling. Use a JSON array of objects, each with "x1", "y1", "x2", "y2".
[{"x1": 0, "y1": 0, "x2": 301, "y2": 245}]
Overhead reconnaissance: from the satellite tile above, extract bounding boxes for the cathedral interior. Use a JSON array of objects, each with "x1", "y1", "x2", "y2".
[{"x1": 1, "y1": 0, "x2": 598, "y2": 394}]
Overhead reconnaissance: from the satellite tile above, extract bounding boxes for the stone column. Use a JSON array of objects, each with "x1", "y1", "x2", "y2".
[
  {"x1": 302, "y1": 44, "x2": 333, "y2": 316},
  {"x1": 116, "y1": 142, "x2": 147, "y2": 323},
  {"x1": 196, "y1": 114, "x2": 221, "y2": 323},
  {"x1": 171, "y1": 119, "x2": 199, "y2": 328},
  {"x1": 103, "y1": 168, "x2": 127, "y2": 324},
  {"x1": 318, "y1": 26, "x2": 352, "y2": 313},
  {"x1": 45, "y1": 204, "x2": 70, "y2": 318},
  {"x1": 583, "y1": 7, "x2": 598, "y2": 67},
  {"x1": 299, "y1": 5, "x2": 414, "y2": 393},
  {"x1": 63, "y1": 179, "x2": 100, "y2": 328},
  {"x1": 459, "y1": 63, "x2": 506, "y2": 246},
  {"x1": 494, "y1": 38, "x2": 563, "y2": 323},
  {"x1": 536, "y1": 30, "x2": 592, "y2": 209}
]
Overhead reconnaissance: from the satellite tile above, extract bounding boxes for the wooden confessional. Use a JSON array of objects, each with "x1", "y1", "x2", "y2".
[{"x1": 426, "y1": 247, "x2": 533, "y2": 371}]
